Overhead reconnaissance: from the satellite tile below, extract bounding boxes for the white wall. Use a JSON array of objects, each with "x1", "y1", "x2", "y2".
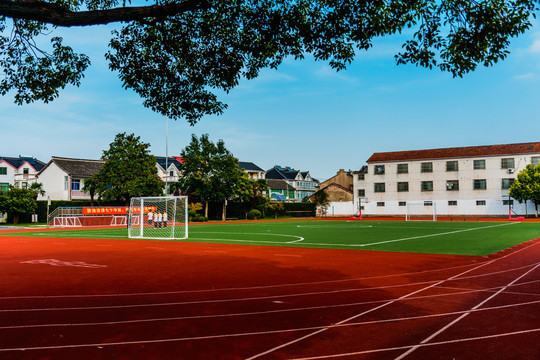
[
  {"x1": 37, "y1": 163, "x2": 69, "y2": 200},
  {"x1": 318, "y1": 201, "x2": 356, "y2": 217}
]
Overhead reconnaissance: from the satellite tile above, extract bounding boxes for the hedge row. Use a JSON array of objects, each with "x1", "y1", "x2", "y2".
[{"x1": 7, "y1": 200, "x2": 315, "y2": 224}]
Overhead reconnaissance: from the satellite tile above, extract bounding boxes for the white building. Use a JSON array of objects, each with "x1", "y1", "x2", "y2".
[
  {"x1": 354, "y1": 142, "x2": 540, "y2": 218},
  {"x1": 0, "y1": 155, "x2": 46, "y2": 190},
  {"x1": 37, "y1": 157, "x2": 105, "y2": 201}
]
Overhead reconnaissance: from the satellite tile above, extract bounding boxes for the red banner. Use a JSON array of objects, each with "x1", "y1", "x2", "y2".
[{"x1": 82, "y1": 207, "x2": 157, "y2": 215}]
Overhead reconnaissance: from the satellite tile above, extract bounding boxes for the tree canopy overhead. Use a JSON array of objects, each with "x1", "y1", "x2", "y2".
[{"x1": 1, "y1": 0, "x2": 537, "y2": 124}]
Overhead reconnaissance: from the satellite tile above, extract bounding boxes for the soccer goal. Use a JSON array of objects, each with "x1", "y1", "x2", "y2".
[
  {"x1": 128, "y1": 196, "x2": 188, "y2": 239},
  {"x1": 405, "y1": 201, "x2": 437, "y2": 221}
]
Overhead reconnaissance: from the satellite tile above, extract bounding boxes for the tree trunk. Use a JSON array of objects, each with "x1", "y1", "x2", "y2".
[
  {"x1": 222, "y1": 201, "x2": 227, "y2": 221},
  {"x1": 204, "y1": 200, "x2": 209, "y2": 218},
  {"x1": 13, "y1": 214, "x2": 19, "y2": 225}
]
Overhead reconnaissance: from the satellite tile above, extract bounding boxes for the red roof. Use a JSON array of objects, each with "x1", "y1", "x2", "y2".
[{"x1": 367, "y1": 142, "x2": 540, "y2": 163}]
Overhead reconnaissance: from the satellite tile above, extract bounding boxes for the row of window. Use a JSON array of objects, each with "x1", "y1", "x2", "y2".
[
  {"x1": 375, "y1": 200, "x2": 513, "y2": 207},
  {"x1": 365, "y1": 178, "x2": 514, "y2": 194},
  {"x1": 373, "y1": 157, "x2": 540, "y2": 175},
  {"x1": 0, "y1": 167, "x2": 31, "y2": 175}
]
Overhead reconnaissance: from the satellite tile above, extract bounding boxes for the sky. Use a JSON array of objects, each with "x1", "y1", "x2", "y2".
[{"x1": 1, "y1": 19, "x2": 540, "y2": 181}]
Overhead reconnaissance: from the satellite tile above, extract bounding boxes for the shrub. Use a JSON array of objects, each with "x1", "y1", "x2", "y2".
[
  {"x1": 193, "y1": 214, "x2": 208, "y2": 222},
  {"x1": 247, "y1": 209, "x2": 261, "y2": 220}
]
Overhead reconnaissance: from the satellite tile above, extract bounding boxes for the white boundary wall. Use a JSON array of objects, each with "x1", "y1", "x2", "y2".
[{"x1": 318, "y1": 201, "x2": 356, "y2": 217}]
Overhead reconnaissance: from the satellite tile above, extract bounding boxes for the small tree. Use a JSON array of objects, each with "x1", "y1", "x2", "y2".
[
  {"x1": 28, "y1": 182, "x2": 45, "y2": 201},
  {"x1": 82, "y1": 177, "x2": 98, "y2": 206},
  {"x1": 0, "y1": 186, "x2": 38, "y2": 224},
  {"x1": 93, "y1": 132, "x2": 165, "y2": 204},
  {"x1": 509, "y1": 164, "x2": 540, "y2": 217},
  {"x1": 176, "y1": 134, "x2": 245, "y2": 220}
]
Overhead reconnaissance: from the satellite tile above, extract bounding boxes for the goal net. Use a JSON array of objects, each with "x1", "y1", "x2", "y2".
[
  {"x1": 405, "y1": 201, "x2": 437, "y2": 221},
  {"x1": 128, "y1": 196, "x2": 188, "y2": 239}
]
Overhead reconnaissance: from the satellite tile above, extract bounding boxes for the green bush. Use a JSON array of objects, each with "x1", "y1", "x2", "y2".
[
  {"x1": 247, "y1": 209, "x2": 262, "y2": 220},
  {"x1": 193, "y1": 214, "x2": 208, "y2": 222}
]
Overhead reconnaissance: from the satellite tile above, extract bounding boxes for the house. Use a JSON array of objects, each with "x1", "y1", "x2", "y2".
[
  {"x1": 267, "y1": 179, "x2": 296, "y2": 201},
  {"x1": 155, "y1": 156, "x2": 183, "y2": 186},
  {"x1": 265, "y1": 165, "x2": 318, "y2": 202},
  {"x1": 239, "y1": 161, "x2": 266, "y2": 180},
  {"x1": 315, "y1": 169, "x2": 355, "y2": 200},
  {"x1": 354, "y1": 142, "x2": 540, "y2": 217},
  {"x1": 37, "y1": 157, "x2": 105, "y2": 200},
  {"x1": 0, "y1": 155, "x2": 46, "y2": 191}
]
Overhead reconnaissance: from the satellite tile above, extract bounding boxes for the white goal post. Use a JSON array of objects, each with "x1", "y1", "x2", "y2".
[
  {"x1": 128, "y1": 196, "x2": 188, "y2": 240},
  {"x1": 405, "y1": 201, "x2": 437, "y2": 221}
]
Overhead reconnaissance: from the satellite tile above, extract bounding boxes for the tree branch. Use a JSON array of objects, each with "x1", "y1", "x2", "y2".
[{"x1": 0, "y1": 0, "x2": 206, "y2": 26}]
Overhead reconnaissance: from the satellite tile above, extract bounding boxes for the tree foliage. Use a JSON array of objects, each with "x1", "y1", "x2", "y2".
[
  {"x1": 0, "y1": 186, "x2": 38, "y2": 224},
  {"x1": 176, "y1": 133, "x2": 244, "y2": 219},
  {"x1": 92, "y1": 132, "x2": 164, "y2": 204},
  {"x1": 1, "y1": 0, "x2": 537, "y2": 124},
  {"x1": 509, "y1": 163, "x2": 540, "y2": 217}
]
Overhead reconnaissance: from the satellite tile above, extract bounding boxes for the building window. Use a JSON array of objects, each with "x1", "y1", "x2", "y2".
[
  {"x1": 503, "y1": 200, "x2": 514, "y2": 206},
  {"x1": 374, "y1": 183, "x2": 385, "y2": 193},
  {"x1": 421, "y1": 181, "x2": 433, "y2": 191},
  {"x1": 358, "y1": 189, "x2": 365, "y2": 197},
  {"x1": 71, "y1": 179, "x2": 81, "y2": 191},
  {"x1": 357, "y1": 173, "x2": 365, "y2": 180},
  {"x1": 374, "y1": 165, "x2": 385, "y2": 175},
  {"x1": 501, "y1": 178, "x2": 514, "y2": 189},
  {"x1": 23, "y1": 168, "x2": 29, "y2": 174},
  {"x1": 448, "y1": 201, "x2": 458, "y2": 206},
  {"x1": 473, "y1": 179, "x2": 487, "y2": 190},
  {"x1": 0, "y1": 183, "x2": 8, "y2": 191},
  {"x1": 476, "y1": 200, "x2": 486, "y2": 206},
  {"x1": 397, "y1": 164, "x2": 408, "y2": 174},
  {"x1": 22, "y1": 182, "x2": 28, "y2": 189},
  {"x1": 473, "y1": 159, "x2": 486, "y2": 170},
  {"x1": 424, "y1": 201, "x2": 433, "y2": 206},
  {"x1": 0, "y1": 167, "x2": 6, "y2": 175},
  {"x1": 399, "y1": 201, "x2": 407, "y2": 206},
  {"x1": 377, "y1": 202, "x2": 385, "y2": 207},
  {"x1": 421, "y1": 162, "x2": 433, "y2": 173},
  {"x1": 397, "y1": 182, "x2": 409, "y2": 192},
  {"x1": 64, "y1": 176, "x2": 69, "y2": 191},
  {"x1": 501, "y1": 158, "x2": 515, "y2": 169},
  {"x1": 446, "y1": 161, "x2": 458, "y2": 171},
  {"x1": 446, "y1": 180, "x2": 459, "y2": 191},
  {"x1": 532, "y1": 156, "x2": 540, "y2": 166}
]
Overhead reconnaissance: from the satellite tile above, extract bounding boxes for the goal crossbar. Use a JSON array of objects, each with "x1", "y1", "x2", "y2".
[{"x1": 405, "y1": 201, "x2": 437, "y2": 221}]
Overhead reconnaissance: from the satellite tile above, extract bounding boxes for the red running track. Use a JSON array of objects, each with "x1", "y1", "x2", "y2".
[{"x1": 0, "y1": 233, "x2": 539, "y2": 360}]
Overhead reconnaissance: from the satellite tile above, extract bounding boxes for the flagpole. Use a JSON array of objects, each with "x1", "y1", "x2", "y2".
[{"x1": 165, "y1": 117, "x2": 169, "y2": 195}]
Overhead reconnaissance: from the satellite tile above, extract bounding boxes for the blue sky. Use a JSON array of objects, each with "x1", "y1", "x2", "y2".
[{"x1": 1, "y1": 21, "x2": 540, "y2": 181}]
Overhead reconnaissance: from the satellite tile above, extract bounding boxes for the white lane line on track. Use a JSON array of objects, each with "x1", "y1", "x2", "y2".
[
  {"x1": 2, "y1": 305, "x2": 540, "y2": 352},
  {"x1": 394, "y1": 261, "x2": 540, "y2": 360},
  {"x1": 290, "y1": 328, "x2": 540, "y2": 360},
  {"x1": 245, "y1": 239, "x2": 539, "y2": 359},
  {"x1": 2, "y1": 294, "x2": 540, "y2": 331},
  {"x1": 1, "y1": 262, "x2": 537, "y2": 303}
]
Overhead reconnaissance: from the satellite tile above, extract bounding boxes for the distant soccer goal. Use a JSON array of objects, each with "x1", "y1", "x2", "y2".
[
  {"x1": 128, "y1": 196, "x2": 188, "y2": 240},
  {"x1": 405, "y1": 201, "x2": 437, "y2": 221}
]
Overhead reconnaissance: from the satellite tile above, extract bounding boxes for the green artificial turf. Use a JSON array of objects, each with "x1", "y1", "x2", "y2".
[{"x1": 2, "y1": 220, "x2": 539, "y2": 256}]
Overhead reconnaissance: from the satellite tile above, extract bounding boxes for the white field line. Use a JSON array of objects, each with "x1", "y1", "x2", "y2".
[
  {"x1": 394, "y1": 261, "x2": 540, "y2": 360},
  {"x1": 356, "y1": 222, "x2": 519, "y2": 247},
  {"x1": 3, "y1": 262, "x2": 537, "y2": 313},
  {"x1": 245, "y1": 239, "x2": 539, "y2": 359}
]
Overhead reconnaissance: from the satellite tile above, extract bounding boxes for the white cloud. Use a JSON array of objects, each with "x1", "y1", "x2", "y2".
[{"x1": 513, "y1": 72, "x2": 536, "y2": 80}]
